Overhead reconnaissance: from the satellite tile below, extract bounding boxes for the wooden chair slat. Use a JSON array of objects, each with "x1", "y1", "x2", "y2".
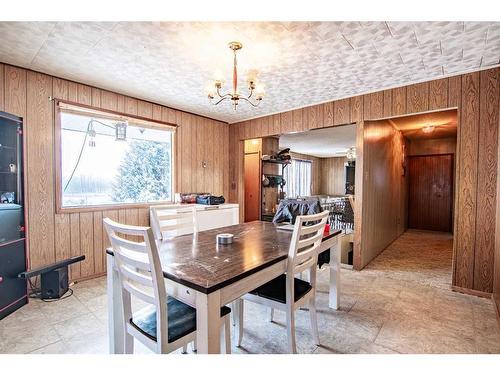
[
  {"x1": 123, "y1": 281, "x2": 156, "y2": 305},
  {"x1": 150, "y1": 206, "x2": 198, "y2": 240},
  {"x1": 110, "y1": 235, "x2": 148, "y2": 253},
  {"x1": 120, "y1": 264, "x2": 154, "y2": 287}
]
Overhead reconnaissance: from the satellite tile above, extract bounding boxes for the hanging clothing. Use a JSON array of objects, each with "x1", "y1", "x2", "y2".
[{"x1": 272, "y1": 198, "x2": 331, "y2": 268}]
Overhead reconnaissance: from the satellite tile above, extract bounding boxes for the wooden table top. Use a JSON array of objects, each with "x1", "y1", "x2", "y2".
[{"x1": 108, "y1": 221, "x2": 341, "y2": 294}]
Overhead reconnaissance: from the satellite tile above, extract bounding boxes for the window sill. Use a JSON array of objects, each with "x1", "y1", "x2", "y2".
[{"x1": 56, "y1": 201, "x2": 175, "y2": 215}]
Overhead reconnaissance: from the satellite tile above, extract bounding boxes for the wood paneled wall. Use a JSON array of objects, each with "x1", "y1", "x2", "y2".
[
  {"x1": 229, "y1": 67, "x2": 500, "y2": 294},
  {"x1": 473, "y1": 69, "x2": 499, "y2": 293},
  {"x1": 494, "y1": 80, "x2": 500, "y2": 317},
  {"x1": 319, "y1": 157, "x2": 347, "y2": 195},
  {"x1": 0, "y1": 63, "x2": 229, "y2": 281},
  {"x1": 360, "y1": 120, "x2": 407, "y2": 267}
]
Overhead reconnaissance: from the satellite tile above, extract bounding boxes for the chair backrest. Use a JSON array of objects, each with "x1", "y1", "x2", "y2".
[
  {"x1": 103, "y1": 218, "x2": 168, "y2": 348},
  {"x1": 287, "y1": 211, "x2": 329, "y2": 280},
  {"x1": 150, "y1": 205, "x2": 198, "y2": 240}
]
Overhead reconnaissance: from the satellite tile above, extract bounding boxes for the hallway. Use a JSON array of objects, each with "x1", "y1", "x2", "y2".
[{"x1": 363, "y1": 229, "x2": 453, "y2": 290}]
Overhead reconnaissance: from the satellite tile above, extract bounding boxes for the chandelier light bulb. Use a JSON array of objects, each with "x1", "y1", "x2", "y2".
[
  {"x1": 247, "y1": 69, "x2": 259, "y2": 86},
  {"x1": 205, "y1": 83, "x2": 216, "y2": 99},
  {"x1": 255, "y1": 84, "x2": 265, "y2": 99},
  {"x1": 213, "y1": 69, "x2": 224, "y2": 83}
]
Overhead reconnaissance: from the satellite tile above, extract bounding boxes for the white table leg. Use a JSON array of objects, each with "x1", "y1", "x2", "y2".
[
  {"x1": 107, "y1": 253, "x2": 125, "y2": 354},
  {"x1": 235, "y1": 299, "x2": 244, "y2": 346},
  {"x1": 195, "y1": 290, "x2": 221, "y2": 354},
  {"x1": 329, "y1": 239, "x2": 341, "y2": 310}
]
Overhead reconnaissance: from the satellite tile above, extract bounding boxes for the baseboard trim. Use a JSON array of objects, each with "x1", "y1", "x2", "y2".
[
  {"x1": 71, "y1": 272, "x2": 106, "y2": 284},
  {"x1": 493, "y1": 293, "x2": 500, "y2": 328},
  {"x1": 451, "y1": 285, "x2": 492, "y2": 299}
]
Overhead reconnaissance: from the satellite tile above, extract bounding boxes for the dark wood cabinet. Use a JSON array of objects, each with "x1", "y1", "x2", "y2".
[{"x1": 0, "y1": 111, "x2": 27, "y2": 320}]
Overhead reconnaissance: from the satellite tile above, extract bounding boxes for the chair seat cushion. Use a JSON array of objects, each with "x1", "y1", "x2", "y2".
[
  {"x1": 130, "y1": 296, "x2": 231, "y2": 343},
  {"x1": 249, "y1": 274, "x2": 312, "y2": 304}
]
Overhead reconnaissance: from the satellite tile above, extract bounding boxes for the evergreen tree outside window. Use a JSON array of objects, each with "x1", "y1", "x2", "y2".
[{"x1": 59, "y1": 111, "x2": 173, "y2": 208}]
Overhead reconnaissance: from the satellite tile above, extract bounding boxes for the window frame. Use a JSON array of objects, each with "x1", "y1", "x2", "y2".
[
  {"x1": 54, "y1": 99, "x2": 177, "y2": 214},
  {"x1": 283, "y1": 158, "x2": 313, "y2": 198}
]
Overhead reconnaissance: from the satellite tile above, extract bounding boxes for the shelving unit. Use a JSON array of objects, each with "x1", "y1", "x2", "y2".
[
  {"x1": 261, "y1": 159, "x2": 289, "y2": 222},
  {"x1": 0, "y1": 110, "x2": 27, "y2": 320}
]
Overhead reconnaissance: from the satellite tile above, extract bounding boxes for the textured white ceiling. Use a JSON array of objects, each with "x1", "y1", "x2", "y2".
[
  {"x1": 0, "y1": 22, "x2": 498, "y2": 123},
  {"x1": 279, "y1": 124, "x2": 356, "y2": 158}
]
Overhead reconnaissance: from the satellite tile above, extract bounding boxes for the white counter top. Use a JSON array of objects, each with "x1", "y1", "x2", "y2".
[{"x1": 159, "y1": 203, "x2": 239, "y2": 210}]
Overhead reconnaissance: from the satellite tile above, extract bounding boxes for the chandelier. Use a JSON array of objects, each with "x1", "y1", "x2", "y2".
[{"x1": 207, "y1": 41, "x2": 265, "y2": 110}]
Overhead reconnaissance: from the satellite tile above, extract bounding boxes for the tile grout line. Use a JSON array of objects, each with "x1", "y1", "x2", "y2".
[{"x1": 26, "y1": 339, "x2": 63, "y2": 354}]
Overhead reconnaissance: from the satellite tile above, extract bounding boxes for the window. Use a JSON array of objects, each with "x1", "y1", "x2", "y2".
[
  {"x1": 56, "y1": 102, "x2": 174, "y2": 210},
  {"x1": 283, "y1": 159, "x2": 312, "y2": 198}
]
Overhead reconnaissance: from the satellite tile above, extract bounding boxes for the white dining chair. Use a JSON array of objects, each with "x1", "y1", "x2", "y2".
[
  {"x1": 235, "y1": 210, "x2": 328, "y2": 353},
  {"x1": 150, "y1": 205, "x2": 198, "y2": 240},
  {"x1": 103, "y1": 218, "x2": 231, "y2": 354},
  {"x1": 150, "y1": 204, "x2": 212, "y2": 353}
]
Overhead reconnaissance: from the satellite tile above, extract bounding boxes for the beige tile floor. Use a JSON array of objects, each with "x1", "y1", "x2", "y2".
[{"x1": 1, "y1": 230, "x2": 499, "y2": 354}]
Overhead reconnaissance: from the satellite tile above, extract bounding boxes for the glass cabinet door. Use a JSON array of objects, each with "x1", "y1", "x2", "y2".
[{"x1": 0, "y1": 117, "x2": 21, "y2": 205}]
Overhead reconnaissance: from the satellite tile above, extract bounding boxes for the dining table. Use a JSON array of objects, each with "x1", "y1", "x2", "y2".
[{"x1": 106, "y1": 221, "x2": 342, "y2": 354}]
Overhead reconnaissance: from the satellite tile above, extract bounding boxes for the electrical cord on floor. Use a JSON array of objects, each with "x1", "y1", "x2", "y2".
[{"x1": 27, "y1": 275, "x2": 75, "y2": 302}]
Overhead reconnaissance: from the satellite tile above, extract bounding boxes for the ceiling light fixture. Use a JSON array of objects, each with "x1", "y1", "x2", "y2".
[
  {"x1": 346, "y1": 147, "x2": 356, "y2": 161},
  {"x1": 422, "y1": 125, "x2": 435, "y2": 134},
  {"x1": 207, "y1": 41, "x2": 265, "y2": 111}
]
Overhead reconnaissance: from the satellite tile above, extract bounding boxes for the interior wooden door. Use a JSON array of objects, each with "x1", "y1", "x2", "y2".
[
  {"x1": 244, "y1": 152, "x2": 261, "y2": 222},
  {"x1": 408, "y1": 154, "x2": 453, "y2": 232}
]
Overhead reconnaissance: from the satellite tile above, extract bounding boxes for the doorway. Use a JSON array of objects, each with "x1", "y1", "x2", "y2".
[
  {"x1": 244, "y1": 151, "x2": 261, "y2": 222},
  {"x1": 408, "y1": 154, "x2": 453, "y2": 232},
  {"x1": 359, "y1": 109, "x2": 458, "y2": 288},
  {"x1": 241, "y1": 125, "x2": 358, "y2": 266}
]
